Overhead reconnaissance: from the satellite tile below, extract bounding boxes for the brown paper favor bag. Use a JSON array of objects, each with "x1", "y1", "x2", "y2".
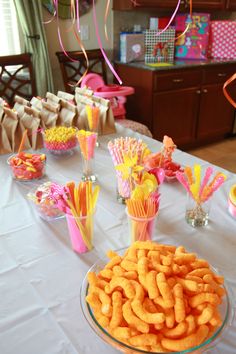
[
  {"x1": 75, "y1": 94, "x2": 94, "y2": 130},
  {"x1": 20, "y1": 106, "x2": 41, "y2": 150},
  {"x1": 41, "y1": 101, "x2": 59, "y2": 129},
  {"x1": 46, "y1": 92, "x2": 61, "y2": 106},
  {"x1": 0, "y1": 123, "x2": 11, "y2": 154},
  {"x1": 57, "y1": 91, "x2": 75, "y2": 103},
  {"x1": 58, "y1": 99, "x2": 77, "y2": 127},
  {"x1": 30, "y1": 96, "x2": 43, "y2": 111},
  {"x1": 13, "y1": 95, "x2": 30, "y2": 118},
  {"x1": 0, "y1": 98, "x2": 6, "y2": 122},
  {"x1": 2, "y1": 107, "x2": 19, "y2": 152}
]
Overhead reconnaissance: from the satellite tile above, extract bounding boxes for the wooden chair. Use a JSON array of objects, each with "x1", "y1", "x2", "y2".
[
  {"x1": 55, "y1": 49, "x2": 107, "y2": 93},
  {"x1": 0, "y1": 53, "x2": 36, "y2": 106}
]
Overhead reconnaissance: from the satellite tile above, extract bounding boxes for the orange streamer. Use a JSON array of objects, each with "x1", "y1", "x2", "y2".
[{"x1": 223, "y1": 73, "x2": 236, "y2": 109}]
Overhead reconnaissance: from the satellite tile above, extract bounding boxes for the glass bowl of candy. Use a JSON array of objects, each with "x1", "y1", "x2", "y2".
[
  {"x1": 81, "y1": 241, "x2": 233, "y2": 354},
  {"x1": 27, "y1": 181, "x2": 64, "y2": 221},
  {"x1": 43, "y1": 126, "x2": 78, "y2": 156},
  {"x1": 7, "y1": 152, "x2": 46, "y2": 181}
]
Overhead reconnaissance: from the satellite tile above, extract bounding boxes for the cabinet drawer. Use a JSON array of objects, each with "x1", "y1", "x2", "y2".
[
  {"x1": 203, "y1": 65, "x2": 236, "y2": 84},
  {"x1": 154, "y1": 70, "x2": 202, "y2": 92}
]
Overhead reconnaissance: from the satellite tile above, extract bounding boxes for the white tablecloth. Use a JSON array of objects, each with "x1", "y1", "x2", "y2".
[{"x1": 0, "y1": 124, "x2": 236, "y2": 354}]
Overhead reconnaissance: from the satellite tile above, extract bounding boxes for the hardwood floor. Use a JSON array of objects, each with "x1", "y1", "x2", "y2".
[{"x1": 187, "y1": 137, "x2": 236, "y2": 173}]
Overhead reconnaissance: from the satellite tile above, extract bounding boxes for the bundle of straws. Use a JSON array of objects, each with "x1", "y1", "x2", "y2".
[
  {"x1": 86, "y1": 104, "x2": 100, "y2": 132},
  {"x1": 126, "y1": 174, "x2": 160, "y2": 242},
  {"x1": 50, "y1": 181, "x2": 100, "y2": 250},
  {"x1": 176, "y1": 164, "x2": 227, "y2": 204},
  {"x1": 77, "y1": 130, "x2": 97, "y2": 160}
]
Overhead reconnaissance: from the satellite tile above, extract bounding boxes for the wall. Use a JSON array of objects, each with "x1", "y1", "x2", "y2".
[{"x1": 42, "y1": 0, "x2": 114, "y2": 92}]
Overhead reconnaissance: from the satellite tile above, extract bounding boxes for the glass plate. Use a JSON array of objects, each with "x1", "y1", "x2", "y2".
[{"x1": 80, "y1": 248, "x2": 233, "y2": 354}]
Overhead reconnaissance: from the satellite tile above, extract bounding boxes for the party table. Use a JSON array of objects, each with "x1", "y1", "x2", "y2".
[{"x1": 0, "y1": 124, "x2": 236, "y2": 354}]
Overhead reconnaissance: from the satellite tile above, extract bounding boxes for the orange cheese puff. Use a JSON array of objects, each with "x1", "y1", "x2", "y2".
[
  {"x1": 131, "y1": 299, "x2": 165, "y2": 324},
  {"x1": 154, "y1": 323, "x2": 165, "y2": 331},
  {"x1": 126, "y1": 246, "x2": 138, "y2": 262},
  {"x1": 122, "y1": 300, "x2": 149, "y2": 333},
  {"x1": 105, "y1": 255, "x2": 122, "y2": 269},
  {"x1": 151, "y1": 343, "x2": 166, "y2": 352},
  {"x1": 154, "y1": 296, "x2": 173, "y2": 310},
  {"x1": 143, "y1": 298, "x2": 158, "y2": 313},
  {"x1": 106, "y1": 250, "x2": 119, "y2": 259},
  {"x1": 203, "y1": 274, "x2": 226, "y2": 297},
  {"x1": 105, "y1": 276, "x2": 135, "y2": 299},
  {"x1": 137, "y1": 257, "x2": 149, "y2": 289},
  {"x1": 133, "y1": 241, "x2": 176, "y2": 253},
  {"x1": 188, "y1": 268, "x2": 213, "y2": 278},
  {"x1": 175, "y1": 246, "x2": 186, "y2": 254},
  {"x1": 197, "y1": 304, "x2": 215, "y2": 325},
  {"x1": 113, "y1": 265, "x2": 125, "y2": 276},
  {"x1": 124, "y1": 271, "x2": 138, "y2": 280},
  {"x1": 92, "y1": 286, "x2": 112, "y2": 316},
  {"x1": 164, "y1": 308, "x2": 175, "y2": 329},
  {"x1": 197, "y1": 283, "x2": 215, "y2": 293},
  {"x1": 130, "y1": 280, "x2": 145, "y2": 302},
  {"x1": 156, "y1": 273, "x2": 175, "y2": 308},
  {"x1": 174, "y1": 253, "x2": 196, "y2": 265},
  {"x1": 137, "y1": 249, "x2": 147, "y2": 259},
  {"x1": 162, "y1": 321, "x2": 188, "y2": 339},
  {"x1": 110, "y1": 291, "x2": 123, "y2": 329},
  {"x1": 209, "y1": 309, "x2": 222, "y2": 327},
  {"x1": 189, "y1": 293, "x2": 220, "y2": 308},
  {"x1": 99, "y1": 269, "x2": 113, "y2": 280},
  {"x1": 175, "y1": 277, "x2": 198, "y2": 293},
  {"x1": 213, "y1": 274, "x2": 224, "y2": 284},
  {"x1": 161, "y1": 324, "x2": 209, "y2": 352},
  {"x1": 111, "y1": 326, "x2": 131, "y2": 339},
  {"x1": 129, "y1": 333, "x2": 158, "y2": 346},
  {"x1": 160, "y1": 254, "x2": 173, "y2": 266},
  {"x1": 153, "y1": 263, "x2": 172, "y2": 276},
  {"x1": 87, "y1": 272, "x2": 108, "y2": 290},
  {"x1": 146, "y1": 271, "x2": 160, "y2": 299},
  {"x1": 120, "y1": 259, "x2": 137, "y2": 271},
  {"x1": 172, "y1": 264, "x2": 189, "y2": 276},
  {"x1": 185, "y1": 275, "x2": 204, "y2": 283},
  {"x1": 148, "y1": 250, "x2": 160, "y2": 263},
  {"x1": 173, "y1": 283, "x2": 186, "y2": 323},
  {"x1": 86, "y1": 293, "x2": 110, "y2": 328},
  {"x1": 190, "y1": 259, "x2": 209, "y2": 269},
  {"x1": 185, "y1": 314, "x2": 196, "y2": 335},
  {"x1": 184, "y1": 297, "x2": 191, "y2": 315}
]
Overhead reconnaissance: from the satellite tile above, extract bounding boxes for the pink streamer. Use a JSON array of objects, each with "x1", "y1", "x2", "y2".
[
  {"x1": 156, "y1": 0, "x2": 181, "y2": 36},
  {"x1": 76, "y1": 0, "x2": 80, "y2": 33},
  {"x1": 92, "y1": 0, "x2": 122, "y2": 85}
]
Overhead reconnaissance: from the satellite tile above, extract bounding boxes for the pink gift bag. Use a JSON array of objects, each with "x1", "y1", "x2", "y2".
[
  {"x1": 208, "y1": 21, "x2": 236, "y2": 59},
  {"x1": 175, "y1": 13, "x2": 210, "y2": 60}
]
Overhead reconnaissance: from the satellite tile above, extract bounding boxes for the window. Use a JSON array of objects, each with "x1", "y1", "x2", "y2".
[{"x1": 0, "y1": 0, "x2": 21, "y2": 56}]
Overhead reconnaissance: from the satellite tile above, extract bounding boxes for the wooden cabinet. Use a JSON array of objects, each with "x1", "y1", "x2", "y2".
[
  {"x1": 226, "y1": 0, "x2": 236, "y2": 9},
  {"x1": 113, "y1": 0, "x2": 229, "y2": 10},
  {"x1": 115, "y1": 62, "x2": 236, "y2": 149}
]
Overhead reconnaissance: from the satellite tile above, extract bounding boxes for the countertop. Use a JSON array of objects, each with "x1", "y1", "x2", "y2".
[{"x1": 115, "y1": 58, "x2": 236, "y2": 71}]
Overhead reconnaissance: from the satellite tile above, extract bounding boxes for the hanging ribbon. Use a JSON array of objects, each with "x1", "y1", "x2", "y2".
[
  {"x1": 156, "y1": 0, "x2": 181, "y2": 36},
  {"x1": 175, "y1": 0, "x2": 192, "y2": 41},
  {"x1": 223, "y1": 73, "x2": 236, "y2": 109},
  {"x1": 104, "y1": 0, "x2": 111, "y2": 42},
  {"x1": 92, "y1": 0, "x2": 122, "y2": 85}
]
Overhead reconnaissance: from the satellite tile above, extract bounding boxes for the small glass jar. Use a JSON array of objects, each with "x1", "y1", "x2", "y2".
[
  {"x1": 81, "y1": 154, "x2": 97, "y2": 182},
  {"x1": 185, "y1": 194, "x2": 211, "y2": 227}
]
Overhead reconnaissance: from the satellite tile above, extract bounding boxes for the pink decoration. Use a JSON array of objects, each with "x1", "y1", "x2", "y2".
[
  {"x1": 66, "y1": 214, "x2": 88, "y2": 253},
  {"x1": 199, "y1": 166, "x2": 213, "y2": 197},
  {"x1": 208, "y1": 21, "x2": 236, "y2": 59}
]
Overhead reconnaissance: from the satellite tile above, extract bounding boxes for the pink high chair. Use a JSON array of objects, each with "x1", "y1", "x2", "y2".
[{"x1": 81, "y1": 73, "x2": 152, "y2": 137}]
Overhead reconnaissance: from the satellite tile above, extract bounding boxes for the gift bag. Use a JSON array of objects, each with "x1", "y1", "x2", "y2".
[
  {"x1": 30, "y1": 96, "x2": 43, "y2": 111},
  {"x1": 13, "y1": 95, "x2": 30, "y2": 118},
  {"x1": 41, "y1": 101, "x2": 59, "y2": 129},
  {"x1": 208, "y1": 21, "x2": 236, "y2": 59},
  {"x1": 0, "y1": 98, "x2": 7, "y2": 122},
  {"x1": 145, "y1": 28, "x2": 175, "y2": 63},
  {"x1": 175, "y1": 13, "x2": 210, "y2": 59},
  {"x1": 0, "y1": 123, "x2": 11, "y2": 154},
  {"x1": 120, "y1": 32, "x2": 145, "y2": 63},
  {"x1": 57, "y1": 91, "x2": 75, "y2": 103},
  {"x1": 20, "y1": 106, "x2": 42, "y2": 150},
  {"x1": 2, "y1": 107, "x2": 19, "y2": 152},
  {"x1": 46, "y1": 92, "x2": 61, "y2": 106},
  {"x1": 58, "y1": 99, "x2": 77, "y2": 126}
]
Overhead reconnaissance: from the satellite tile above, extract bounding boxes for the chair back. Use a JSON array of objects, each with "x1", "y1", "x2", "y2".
[
  {"x1": 55, "y1": 49, "x2": 107, "y2": 93},
  {"x1": 0, "y1": 53, "x2": 36, "y2": 106}
]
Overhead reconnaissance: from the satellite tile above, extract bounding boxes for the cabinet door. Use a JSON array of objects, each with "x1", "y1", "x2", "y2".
[
  {"x1": 226, "y1": 0, "x2": 236, "y2": 9},
  {"x1": 197, "y1": 84, "x2": 236, "y2": 141},
  {"x1": 188, "y1": 0, "x2": 225, "y2": 9},
  {"x1": 153, "y1": 88, "x2": 200, "y2": 148}
]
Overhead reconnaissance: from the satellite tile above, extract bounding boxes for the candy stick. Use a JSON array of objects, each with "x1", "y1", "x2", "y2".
[
  {"x1": 176, "y1": 171, "x2": 193, "y2": 196},
  {"x1": 92, "y1": 106, "x2": 100, "y2": 131},
  {"x1": 199, "y1": 166, "x2": 213, "y2": 198},
  {"x1": 184, "y1": 166, "x2": 194, "y2": 185},
  {"x1": 86, "y1": 105, "x2": 93, "y2": 130},
  {"x1": 201, "y1": 174, "x2": 226, "y2": 203}
]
